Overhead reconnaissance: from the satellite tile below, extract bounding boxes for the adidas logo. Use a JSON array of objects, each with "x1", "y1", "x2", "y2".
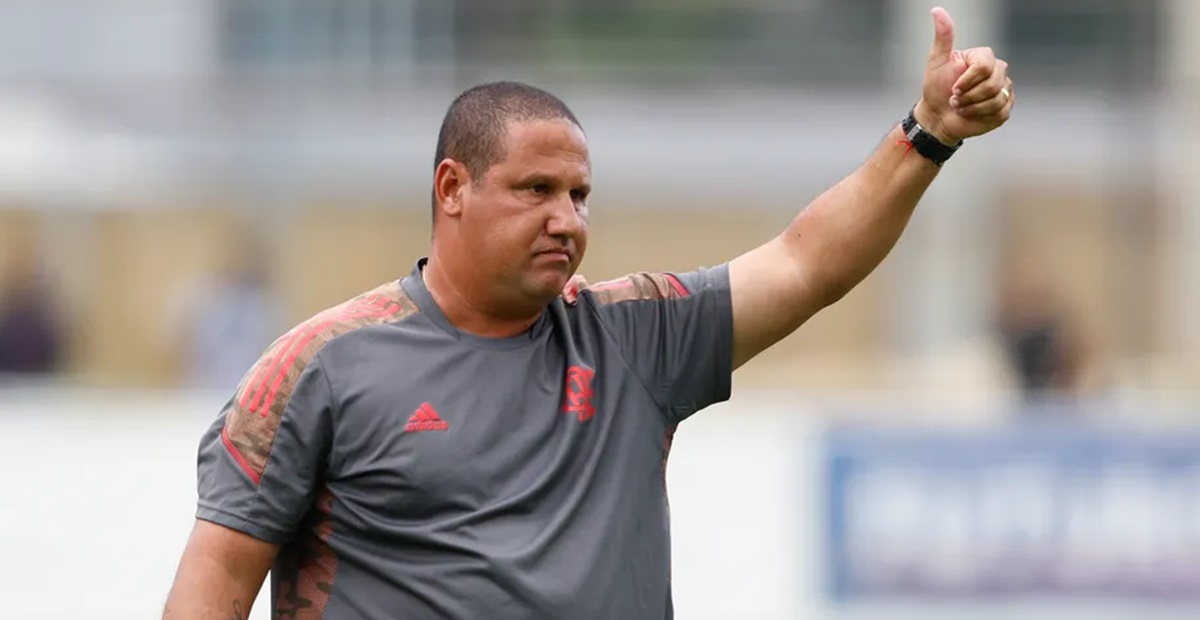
[{"x1": 405, "y1": 402, "x2": 448, "y2": 432}]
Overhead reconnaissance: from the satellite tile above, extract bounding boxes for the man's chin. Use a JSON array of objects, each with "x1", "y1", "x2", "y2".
[{"x1": 524, "y1": 271, "x2": 574, "y2": 302}]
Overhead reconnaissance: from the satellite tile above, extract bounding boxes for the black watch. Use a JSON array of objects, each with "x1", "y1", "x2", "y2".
[{"x1": 901, "y1": 107, "x2": 962, "y2": 167}]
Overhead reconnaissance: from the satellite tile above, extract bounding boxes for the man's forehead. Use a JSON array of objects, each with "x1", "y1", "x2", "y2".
[{"x1": 502, "y1": 119, "x2": 590, "y2": 163}]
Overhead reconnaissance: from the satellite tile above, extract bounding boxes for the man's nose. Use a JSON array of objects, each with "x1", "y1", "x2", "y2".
[{"x1": 546, "y1": 194, "x2": 584, "y2": 238}]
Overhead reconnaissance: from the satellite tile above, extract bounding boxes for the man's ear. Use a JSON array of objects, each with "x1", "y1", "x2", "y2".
[{"x1": 434, "y1": 159, "x2": 469, "y2": 218}]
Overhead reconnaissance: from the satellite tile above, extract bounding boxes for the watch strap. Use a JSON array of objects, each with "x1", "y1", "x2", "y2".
[{"x1": 901, "y1": 107, "x2": 962, "y2": 166}]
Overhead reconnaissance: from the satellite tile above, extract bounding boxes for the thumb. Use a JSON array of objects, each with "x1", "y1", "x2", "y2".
[{"x1": 928, "y1": 6, "x2": 955, "y2": 63}]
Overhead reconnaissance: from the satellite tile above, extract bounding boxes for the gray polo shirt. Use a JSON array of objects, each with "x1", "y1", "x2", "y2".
[{"x1": 196, "y1": 258, "x2": 734, "y2": 619}]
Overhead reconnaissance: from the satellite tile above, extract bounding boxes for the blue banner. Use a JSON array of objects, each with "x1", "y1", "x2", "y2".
[{"x1": 824, "y1": 425, "x2": 1200, "y2": 603}]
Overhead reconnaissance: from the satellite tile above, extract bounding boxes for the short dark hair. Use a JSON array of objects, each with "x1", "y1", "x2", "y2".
[{"x1": 432, "y1": 81, "x2": 583, "y2": 217}]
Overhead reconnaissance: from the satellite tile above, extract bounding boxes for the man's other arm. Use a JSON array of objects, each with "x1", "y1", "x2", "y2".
[
  {"x1": 163, "y1": 521, "x2": 278, "y2": 619},
  {"x1": 162, "y1": 333, "x2": 338, "y2": 618},
  {"x1": 728, "y1": 7, "x2": 1014, "y2": 369}
]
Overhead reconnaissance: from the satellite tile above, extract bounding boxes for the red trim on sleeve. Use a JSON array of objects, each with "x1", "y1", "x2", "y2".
[
  {"x1": 222, "y1": 426, "x2": 263, "y2": 485},
  {"x1": 664, "y1": 274, "x2": 690, "y2": 298}
]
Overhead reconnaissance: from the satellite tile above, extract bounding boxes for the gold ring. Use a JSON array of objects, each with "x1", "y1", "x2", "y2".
[{"x1": 1000, "y1": 87, "x2": 1011, "y2": 102}]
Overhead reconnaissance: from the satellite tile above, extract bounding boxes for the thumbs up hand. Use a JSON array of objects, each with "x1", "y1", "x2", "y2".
[{"x1": 913, "y1": 7, "x2": 1013, "y2": 146}]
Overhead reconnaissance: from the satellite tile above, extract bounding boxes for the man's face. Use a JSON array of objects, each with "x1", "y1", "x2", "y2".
[{"x1": 457, "y1": 119, "x2": 591, "y2": 307}]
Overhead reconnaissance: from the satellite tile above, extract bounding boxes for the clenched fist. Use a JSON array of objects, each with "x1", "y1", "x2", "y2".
[{"x1": 913, "y1": 7, "x2": 1014, "y2": 146}]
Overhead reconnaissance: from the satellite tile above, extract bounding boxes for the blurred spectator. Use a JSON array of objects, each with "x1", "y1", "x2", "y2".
[
  {"x1": 166, "y1": 236, "x2": 279, "y2": 391},
  {"x1": 993, "y1": 258, "x2": 1097, "y2": 406},
  {"x1": 0, "y1": 241, "x2": 64, "y2": 376}
]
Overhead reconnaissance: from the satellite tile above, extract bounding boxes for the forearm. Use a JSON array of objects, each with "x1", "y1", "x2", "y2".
[{"x1": 780, "y1": 122, "x2": 942, "y2": 304}]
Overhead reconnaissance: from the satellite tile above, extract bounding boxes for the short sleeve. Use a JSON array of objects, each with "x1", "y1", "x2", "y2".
[
  {"x1": 195, "y1": 352, "x2": 334, "y2": 544},
  {"x1": 585, "y1": 264, "x2": 734, "y2": 423}
]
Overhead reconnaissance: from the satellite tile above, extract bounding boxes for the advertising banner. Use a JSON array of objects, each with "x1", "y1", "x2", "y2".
[{"x1": 824, "y1": 426, "x2": 1200, "y2": 603}]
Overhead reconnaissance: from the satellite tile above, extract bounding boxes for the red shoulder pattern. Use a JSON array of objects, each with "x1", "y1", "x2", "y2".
[
  {"x1": 563, "y1": 272, "x2": 690, "y2": 306},
  {"x1": 221, "y1": 281, "x2": 420, "y2": 484}
]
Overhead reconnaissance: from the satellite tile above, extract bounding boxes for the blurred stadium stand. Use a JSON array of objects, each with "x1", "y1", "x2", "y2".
[
  {"x1": 0, "y1": 1, "x2": 1198, "y2": 618},
  {"x1": 0, "y1": 0, "x2": 1191, "y2": 403}
]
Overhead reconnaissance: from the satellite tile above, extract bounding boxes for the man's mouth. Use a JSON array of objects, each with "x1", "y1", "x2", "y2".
[{"x1": 535, "y1": 248, "x2": 572, "y2": 261}]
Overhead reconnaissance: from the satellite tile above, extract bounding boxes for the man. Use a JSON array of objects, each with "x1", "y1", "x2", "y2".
[
  {"x1": 994, "y1": 256, "x2": 1096, "y2": 406},
  {"x1": 164, "y1": 7, "x2": 1013, "y2": 619},
  {"x1": 0, "y1": 240, "x2": 64, "y2": 377},
  {"x1": 166, "y1": 237, "x2": 279, "y2": 390}
]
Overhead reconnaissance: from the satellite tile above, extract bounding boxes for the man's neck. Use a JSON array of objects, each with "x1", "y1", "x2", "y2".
[{"x1": 422, "y1": 254, "x2": 542, "y2": 339}]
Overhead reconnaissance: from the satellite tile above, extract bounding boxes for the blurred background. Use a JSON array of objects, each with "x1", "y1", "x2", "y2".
[{"x1": 1, "y1": 0, "x2": 1198, "y2": 618}]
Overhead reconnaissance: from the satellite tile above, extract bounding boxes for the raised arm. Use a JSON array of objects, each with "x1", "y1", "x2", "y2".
[
  {"x1": 163, "y1": 520, "x2": 278, "y2": 619},
  {"x1": 728, "y1": 7, "x2": 1014, "y2": 369}
]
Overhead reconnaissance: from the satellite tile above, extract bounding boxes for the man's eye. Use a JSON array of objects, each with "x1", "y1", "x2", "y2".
[
  {"x1": 570, "y1": 190, "x2": 588, "y2": 203},
  {"x1": 530, "y1": 184, "x2": 551, "y2": 195}
]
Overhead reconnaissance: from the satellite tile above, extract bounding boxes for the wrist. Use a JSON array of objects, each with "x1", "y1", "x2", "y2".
[
  {"x1": 913, "y1": 99, "x2": 957, "y2": 146},
  {"x1": 901, "y1": 105, "x2": 961, "y2": 167}
]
